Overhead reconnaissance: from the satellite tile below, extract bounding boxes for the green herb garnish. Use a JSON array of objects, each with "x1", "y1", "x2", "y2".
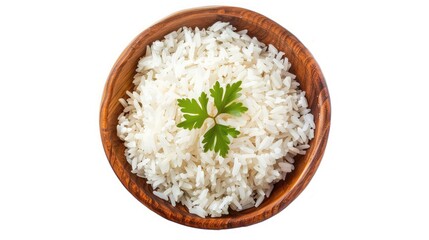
[{"x1": 177, "y1": 81, "x2": 248, "y2": 157}]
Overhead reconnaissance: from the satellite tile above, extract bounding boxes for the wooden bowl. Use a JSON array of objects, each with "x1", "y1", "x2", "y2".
[{"x1": 100, "y1": 6, "x2": 331, "y2": 229}]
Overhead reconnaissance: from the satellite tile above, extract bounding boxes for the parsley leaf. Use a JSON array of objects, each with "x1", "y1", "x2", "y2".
[
  {"x1": 210, "y1": 81, "x2": 247, "y2": 115},
  {"x1": 177, "y1": 81, "x2": 248, "y2": 157},
  {"x1": 223, "y1": 102, "x2": 248, "y2": 116},
  {"x1": 177, "y1": 92, "x2": 209, "y2": 129},
  {"x1": 202, "y1": 124, "x2": 240, "y2": 157}
]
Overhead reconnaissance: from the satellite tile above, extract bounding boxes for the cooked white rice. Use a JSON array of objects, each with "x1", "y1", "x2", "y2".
[{"x1": 117, "y1": 21, "x2": 315, "y2": 217}]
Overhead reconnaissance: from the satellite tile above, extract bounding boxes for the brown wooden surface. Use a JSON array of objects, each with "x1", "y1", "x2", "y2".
[{"x1": 100, "y1": 6, "x2": 331, "y2": 229}]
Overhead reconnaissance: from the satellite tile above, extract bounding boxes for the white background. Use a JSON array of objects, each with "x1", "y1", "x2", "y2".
[{"x1": 1, "y1": 0, "x2": 428, "y2": 239}]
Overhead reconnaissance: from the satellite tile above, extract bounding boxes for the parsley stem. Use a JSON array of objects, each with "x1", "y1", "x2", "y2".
[{"x1": 209, "y1": 115, "x2": 217, "y2": 124}]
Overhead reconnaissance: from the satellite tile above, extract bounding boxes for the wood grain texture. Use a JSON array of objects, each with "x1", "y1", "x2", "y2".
[{"x1": 100, "y1": 6, "x2": 331, "y2": 229}]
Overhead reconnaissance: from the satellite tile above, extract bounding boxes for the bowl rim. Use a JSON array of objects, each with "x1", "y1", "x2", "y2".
[{"x1": 100, "y1": 5, "x2": 331, "y2": 229}]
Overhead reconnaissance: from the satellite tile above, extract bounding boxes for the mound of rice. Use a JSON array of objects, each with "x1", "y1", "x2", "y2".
[{"x1": 117, "y1": 22, "x2": 315, "y2": 217}]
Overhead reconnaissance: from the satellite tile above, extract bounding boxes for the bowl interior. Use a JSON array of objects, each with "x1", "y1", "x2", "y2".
[{"x1": 100, "y1": 6, "x2": 330, "y2": 229}]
